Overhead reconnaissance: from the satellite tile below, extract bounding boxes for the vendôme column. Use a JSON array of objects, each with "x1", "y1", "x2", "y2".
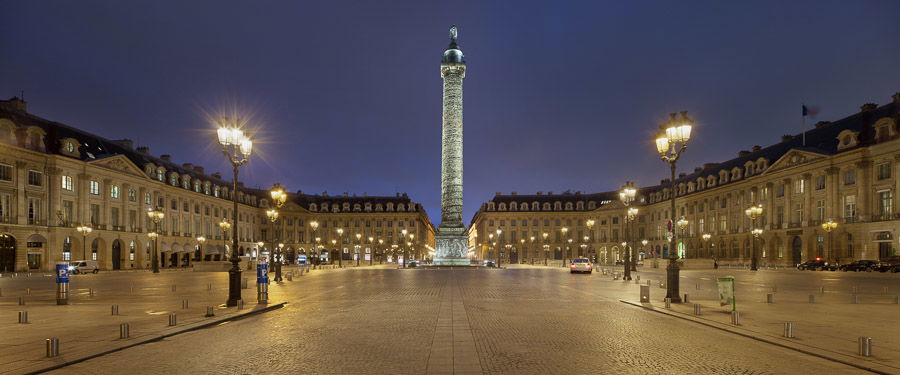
[{"x1": 434, "y1": 25, "x2": 470, "y2": 266}]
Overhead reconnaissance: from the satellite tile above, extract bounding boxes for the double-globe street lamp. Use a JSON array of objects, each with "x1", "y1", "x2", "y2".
[
  {"x1": 654, "y1": 111, "x2": 694, "y2": 303},
  {"x1": 619, "y1": 181, "x2": 638, "y2": 280},
  {"x1": 216, "y1": 117, "x2": 253, "y2": 307},
  {"x1": 218, "y1": 219, "x2": 231, "y2": 261},
  {"x1": 309, "y1": 220, "x2": 319, "y2": 266},
  {"x1": 336, "y1": 228, "x2": 344, "y2": 268},
  {"x1": 75, "y1": 225, "x2": 92, "y2": 262},
  {"x1": 744, "y1": 204, "x2": 764, "y2": 270},
  {"x1": 268, "y1": 183, "x2": 287, "y2": 281},
  {"x1": 822, "y1": 219, "x2": 838, "y2": 264},
  {"x1": 196, "y1": 236, "x2": 206, "y2": 263},
  {"x1": 146, "y1": 207, "x2": 165, "y2": 273},
  {"x1": 586, "y1": 219, "x2": 595, "y2": 267}
]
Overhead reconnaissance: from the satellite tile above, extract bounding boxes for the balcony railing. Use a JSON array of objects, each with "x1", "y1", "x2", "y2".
[
  {"x1": 871, "y1": 213, "x2": 893, "y2": 222},
  {"x1": 843, "y1": 216, "x2": 859, "y2": 224},
  {"x1": 788, "y1": 222, "x2": 802, "y2": 228}
]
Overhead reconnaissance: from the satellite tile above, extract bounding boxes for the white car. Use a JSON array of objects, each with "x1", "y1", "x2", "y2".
[
  {"x1": 570, "y1": 258, "x2": 592, "y2": 274},
  {"x1": 69, "y1": 260, "x2": 99, "y2": 274}
]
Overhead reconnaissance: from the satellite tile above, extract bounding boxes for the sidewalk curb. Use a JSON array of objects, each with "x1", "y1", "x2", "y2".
[
  {"x1": 619, "y1": 299, "x2": 894, "y2": 375},
  {"x1": 24, "y1": 302, "x2": 287, "y2": 375}
]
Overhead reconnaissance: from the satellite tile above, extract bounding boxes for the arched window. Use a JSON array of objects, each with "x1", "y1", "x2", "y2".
[
  {"x1": 169, "y1": 173, "x2": 179, "y2": 186},
  {"x1": 564, "y1": 202, "x2": 572, "y2": 210},
  {"x1": 365, "y1": 203, "x2": 372, "y2": 212},
  {"x1": 553, "y1": 202, "x2": 562, "y2": 211},
  {"x1": 509, "y1": 202, "x2": 518, "y2": 211},
  {"x1": 204, "y1": 183, "x2": 211, "y2": 195},
  {"x1": 542, "y1": 202, "x2": 551, "y2": 211},
  {"x1": 181, "y1": 176, "x2": 190, "y2": 190},
  {"x1": 375, "y1": 203, "x2": 383, "y2": 212},
  {"x1": 214, "y1": 186, "x2": 221, "y2": 198},
  {"x1": 532, "y1": 202, "x2": 540, "y2": 211},
  {"x1": 156, "y1": 168, "x2": 165, "y2": 182},
  {"x1": 498, "y1": 203, "x2": 506, "y2": 211},
  {"x1": 129, "y1": 240, "x2": 136, "y2": 261},
  {"x1": 353, "y1": 203, "x2": 361, "y2": 211},
  {"x1": 387, "y1": 202, "x2": 395, "y2": 211},
  {"x1": 310, "y1": 203, "x2": 318, "y2": 212},
  {"x1": 487, "y1": 202, "x2": 495, "y2": 211},
  {"x1": 576, "y1": 201, "x2": 584, "y2": 210},
  {"x1": 588, "y1": 201, "x2": 597, "y2": 210},
  {"x1": 342, "y1": 202, "x2": 351, "y2": 211}
]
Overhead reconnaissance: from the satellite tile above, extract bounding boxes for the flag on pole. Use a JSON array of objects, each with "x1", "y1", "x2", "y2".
[{"x1": 802, "y1": 104, "x2": 820, "y2": 118}]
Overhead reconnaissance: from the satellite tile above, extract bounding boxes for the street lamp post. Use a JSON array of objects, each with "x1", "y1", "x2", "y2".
[
  {"x1": 619, "y1": 182, "x2": 637, "y2": 280},
  {"x1": 368, "y1": 236, "x2": 374, "y2": 266},
  {"x1": 654, "y1": 111, "x2": 694, "y2": 303},
  {"x1": 218, "y1": 219, "x2": 231, "y2": 261},
  {"x1": 701, "y1": 233, "x2": 711, "y2": 258},
  {"x1": 309, "y1": 220, "x2": 319, "y2": 266},
  {"x1": 745, "y1": 204, "x2": 764, "y2": 271},
  {"x1": 495, "y1": 229, "x2": 503, "y2": 268},
  {"x1": 542, "y1": 232, "x2": 549, "y2": 265},
  {"x1": 641, "y1": 239, "x2": 649, "y2": 264},
  {"x1": 216, "y1": 116, "x2": 253, "y2": 307},
  {"x1": 196, "y1": 236, "x2": 206, "y2": 264},
  {"x1": 266, "y1": 208, "x2": 280, "y2": 280},
  {"x1": 586, "y1": 219, "x2": 595, "y2": 267},
  {"x1": 146, "y1": 207, "x2": 164, "y2": 273},
  {"x1": 529, "y1": 236, "x2": 536, "y2": 265},
  {"x1": 76, "y1": 225, "x2": 92, "y2": 262},
  {"x1": 336, "y1": 228, "x2": 344, "y2": 268},
  {"x1": 822, "y1": 219, "x2": 838, "y2": 264},
  {"x1": 520, "y1": 238, "x2": 526, "y2": 264},
  {"x1": 268, "y1": 184, "x2": 287, "y2": 281},
  {"x1": 401, "y1": 229, "x2": 408, "y2": 268},
  {"x1": 378, "y1": 239, "x2": 384, "y2": 264},
  {"x1": 561, "y1": 227, "x2": 569, "y2": 267},
  {"x1": 355, "y1": 233, "x2": 362, "y2": 267},
  {"x1": 330, "y1": 239, "x2": 337, "y2": 264}
]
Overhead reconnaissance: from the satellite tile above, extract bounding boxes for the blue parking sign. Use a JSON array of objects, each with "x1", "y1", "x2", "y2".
[
  {"x1": 256, "y1": 263, "x2": 269, "y2": 284},
  {"x1": 55, "y1": 263, "x2": 69, "y2": 283}
]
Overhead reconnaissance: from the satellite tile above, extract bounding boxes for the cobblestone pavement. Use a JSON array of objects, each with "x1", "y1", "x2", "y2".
[{"x1": 39, "y1": 267, "x2": 869, "y2": 375}]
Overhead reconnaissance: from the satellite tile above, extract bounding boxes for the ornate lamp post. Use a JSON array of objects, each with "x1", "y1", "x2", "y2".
[
  {"x1": 654, "y1": 111, "x2": 694, "y2": 303},
  {"x1": 146, "y1": 207, "x2": 165, "y2": 273},
  {"x1": 256, "y1": 241, "x2": 264, "y2": 260},
  {"x1": 196, "y1": 236, "x2": 206, "y2": 263},
  {"x1": 701, "y1": 233, "x2": 712, "y2": 258},
  {"x1": 368, "y1": 236, "x2": 374, "y2": 265},
  {"x1": 619, "y1": 182, "x2": 637, "y2": 278},
  {"x1": 520, "y1": 238, "x2": 526, "y2": 264},
  {"x1": 641, "y1": 239, "x2": 649, "y2": 263},
  {"x1": 821, "y1": 219, "x2": 838, "y2": 264},
  {"x1": 676, "y1": 217, "x2": 689, "y2": 261},
  {"x1": 330, "y1": 239, "x2": 337, "y2": 264},
  {"x1": 586, "y1": 219, "x2": 596, "y2": 266},
  {"x1": 336, "y1": 228, "x2": 344, "y2": 268},
  {"x1": 378, "y1": 239, "x2": 384, "y2": 264},
  {"x1": 266, "y1": 208, "x2": 279, "y2": 279},
  {"x1": 495, "y1": 229, "x2": 502, "y2": 268},
  {"x1": 560, "y1": 227, "x2": 569, "y2": 267},
  {"x1": 309, "y1": 220, "x2": 319, "y2": 266},
  {"x1": 216, "y1": 117, "x2": 253, "y2": 307},
  {"x1": 355, "y1": 233, "x2": 362, "y2": 266},
  {"x1": 401, "y1": 229, "x2": 408, "y2": 267},
  {"x1": 529, "y1": 236, "x2": 536, "y2": 265},
  {"x1": 76, "y1": 225, "x2": 92, "y2": 261},
  {"x1": 218, "y1": 219, "x2": 231, "y2": 261},
  {"x1": 147, "y1": 231, "x2": 158, "y2": 269},
  {"x1": 542, "y1": 232, "x2": 549, "y2": 265},
  {"x1": 268, "y1": 184, "x2": 287, "y2": 281},
  {"x1": 744, "y1": 204, "x2": 764, "y2": 270},
  {"x1": 409, "y1": 233, "x2": 416, "y2": 262}
]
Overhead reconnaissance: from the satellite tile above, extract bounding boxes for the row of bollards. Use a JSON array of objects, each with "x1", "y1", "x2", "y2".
[
  {"x1": 111, "y1": 304, "x2": 119, "y2": 315},
  {"x1": 119, "y1": 323, "x2": 130, "y2": 339}
]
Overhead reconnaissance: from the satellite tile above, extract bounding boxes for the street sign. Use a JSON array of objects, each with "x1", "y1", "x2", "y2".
[
  {"x1": 717, "y1": 276, "x2": 736, "y2": 311},
  {"x1": 256, "y1": 263, "x2": 269, "y2": 284},
  {"x1": 55, "y1": 263, "x2": 69, "y2": 283}
]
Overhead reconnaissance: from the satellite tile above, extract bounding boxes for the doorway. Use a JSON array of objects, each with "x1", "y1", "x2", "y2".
[
  {"x1": 0, "y1": 235, "x2": 16, "y2": 272},
  {"x1": 791, "y1": 236, "x2": 802, "y2": 265},
  {"x1": 112, "y1": 240, "x2": 122, "y2": 270}
]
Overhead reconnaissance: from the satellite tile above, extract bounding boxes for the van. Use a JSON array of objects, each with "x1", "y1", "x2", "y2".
[{"x1": 68, "y1": 260, "x2": 99, "y2": 274}]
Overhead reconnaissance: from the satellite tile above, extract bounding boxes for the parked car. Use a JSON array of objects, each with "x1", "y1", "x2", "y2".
[
  {"x1": 876, "y1": 256, "x2": 900, "y2": 272},
  {"x1": 797, "y1": 260, "x2": 827, "y2": 271},
  {"x1": 407, "y1": 260, "x2": 419, "y2": 268},
  {"x1": 839, "y1": 260, "x2": 880, "y2": 272},
  {"x1": 483, "y1": 260, "x2": 497, "y2": 267},
  {"x1": 822, "y1": 262, "x2": 841, "y2": 271},
  {"x1": 570, "y1": 258, "x2": 593, "y2": 274},
  {"x1": 68, "y1": 260, "x2": 99, "y2": 274}
]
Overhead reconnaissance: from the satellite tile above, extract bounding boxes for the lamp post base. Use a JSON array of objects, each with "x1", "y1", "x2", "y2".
[
  {"x1": 665, "y1": 257, "x2": 682, "y2": 303},
  {"x1": 226, "y1": 265, "x2": 242, "y2": 306}
]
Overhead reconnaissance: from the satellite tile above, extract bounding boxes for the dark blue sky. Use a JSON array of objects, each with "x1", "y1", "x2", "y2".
[{"x1": 2, "y1": 1, "x2": 899, "y2": 224}]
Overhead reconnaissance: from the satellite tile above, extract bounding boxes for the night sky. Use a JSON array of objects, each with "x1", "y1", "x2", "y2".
[{"x1": 2, "y1": 1, "x2": 900, "y2": 225}]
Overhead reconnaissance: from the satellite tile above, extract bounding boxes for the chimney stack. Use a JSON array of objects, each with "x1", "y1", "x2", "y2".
[
  {"x1": 114, "y1": 139, "x2": 134, "y2": 149},
  {"x1": 738, "y1": 150, "x2": 751, "y2": 157},
  {"x1": 751, "y1": 145, "x2": 761, "y2": 152},
  {"x1": 136, "y1": 146, "x2": 150, "y2": 154},
  {"x1": 781, "y1": 135, "x2": 793, "y2": 143},
  {"x1": 892, "y1": 92, "x2": 900, "y2": 104},
  {"x1": 193, "y1": 166, "x2": 204, "y2": 174},
  {"x1": 211, "y1": 172, "x2": 222, "y2": 179},
  {"x1": 703, "y1": 163, "x2": 719, "y2": 169},
  {"x1": 181, "y1": 163, "x2": 193, "y2": 170},
  {"x1": 536, "y1": 191, "x2": 543, "y2": 195},
  {"x1": 860, "y1": 103, "x2": 877, "y2": 112},
  {"x1": 160, "y1": 154, "x2": 172, "y2": 162}
]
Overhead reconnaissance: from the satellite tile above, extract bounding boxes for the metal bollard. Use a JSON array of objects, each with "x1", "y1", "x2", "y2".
[
  {"x1": 55, "y1": 263, "x2": 69, "y2": 305},
  {"x1": 171, "y1": 285, "x2": 177, "y2": 292},
  {"x1": 696, "y1": 283, "x2": 700, "y2": 290},
  {"x1": 18, "y1": 311, "x2": 28, "y2": 324},
  {"x1": 237, "y1": 299, "x2": 244, "y2": 310},
  {"x1": 45, "y1": 338, "x2": 59, "y2": 357},
  {"x1": 111, "y1": 305, "x2": 119, "y2": 315},
  {"x1": 207, "y1": 284, "x2": 212, "y2": 291},
  {"x1": 783, "y1": 322, "x2": 794, "y2": 338},
  {"x1": 241, "y1": 278, "x2": 248, "y2": 289},
  {"x1": 89, "y1": 288, "x2": 95, "y2": 296},
  {"x1": 820, "y1": 286, "x2": 825, "y2": 294},
  {"x1": 858, "y1": 337, "x2": 872, "y2": 357},
  {"x1": 693, "y1": 304, "x2": 701, "y2": 315},
  {"x1": 26, "y1": 287, "x2": 30, "y2": 295},
  {"x1": 640, "y1": 285, "x2": 650, "y2": 303},
  {"x1": 851, "y1": 295, "x2": 859, "y2": 304},
  {"x1": 683, "y1": 294, "x2": 690, "y2": 303},
  {"x1": 895, "y1": 296, "x2": 900, "y2": 304},
  {"x1": 205, "y1": 306, "x2": 214, "y2": 317},
  {"x1": 287, "y1": 273, "x2": 293, "y2": 281},
  {"x1": 182, "y1": 299, "x2": 189, "y2": 309},
  {"x1": 882, "y1": 287, "x2": 888, "y2": 294},
  {"x1": 18, "y1": 296, "x2": 25, "y2": 305},
  {"x1": 168, "y1": 313, "x2": 177, "y2": 326},
  {"x1": 664, "y1": 297, "x2": 671, "y2": 309},
  {"x1": 809, "y1": 294, "x2": 816, "y2": 304},
  {"x1": 119, "y1": 323, "x2": 130, "y2": 339},
  {"x1": 731, "y1": 311, "x2": 741, "y2": 325},
  {"x1": 635, "y1": 275, "x2": 640, "y2": 281},
  {"x1": 767, "y1": 293, "x2": 774, "y2": 304}
]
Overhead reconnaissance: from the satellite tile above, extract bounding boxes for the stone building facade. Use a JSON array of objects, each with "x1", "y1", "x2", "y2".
[
  {"x1": 471, "y1": 93, "x2": 900, "y2": 267},
  {"x1": 0, "y1": 97, "x2": 434, "y2": 272}
]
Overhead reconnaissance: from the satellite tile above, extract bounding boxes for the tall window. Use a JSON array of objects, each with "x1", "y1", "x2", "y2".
[
  {"x1": 63, "y1": 237, "x2": 72, "y2": 261},
  {"x1": 846, "y1": 234, "x2": 854, "y2": 258},
  {"x1": 877, "y1": 190, "x2": 893, "y2": 218},
  {"x1": 843, "y1": 195, "x2": 857, "y2": 219},
  {"x1": 877, "y1": 162, "x2": 891, "y2": 180},
  {"x1": 61, "y1": 175, "x2": 74, "y2": 191},
  {"x1": 27, "y1": 170, "x2": 42, "y2": 186},
  {"x1": 776, "y1": 184, "x2": 785, "y2": 197},
  {"x1": 90, "y1": 204, "x2": 100, "y2": 226},
  {"x1": 793, "y1": 202, "x2": 804, "y2": 223},
  {"x1": 27, "y1": 198, "x2": 41, "y2": 224},
  {"x1": 0, "y1": 193, "x2": 10, "y2": 220},
  {"x1": 156, "y1": 170, "x2": 164, "y2": 181},
  {"x1": 815, "y1": 175, "x2": 826, "y2": 190},
  {"x1": 110, "y1": 185, "x2": 120, "y2": 199},
  {"x1": 844, "y1": 169, "x2": 856, "y2": 185},
  {"x1": 815, "y1": 200, "x2": 825, "y2": 221},
  {"x1": 89, "y1": 180, "x2": 100, "y2": 195},
  {"x1": 169, "y1": 175, "x2": 178, "y2": 186},
  {"x1": 63, "y1": 201, "x2": 74, "y2": 224},
  {"x1": 111, "y1": 207, "x2": 120, "y2": 227},
  {"x1": 128, "y1": 189, "x2": 137, "y2": 202},
  {"x1": 0, "y1": 164, "x2": 12, "y2": 181},
  {"x1": 794, "y1": 179, "x2": 805, "y2": 194}
]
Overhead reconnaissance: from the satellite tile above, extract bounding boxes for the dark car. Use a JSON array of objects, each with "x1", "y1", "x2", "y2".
[
  {"x1": 839, "y1": 260, "x2": 880, "y2": 272},
  {"x1": 407, "y1": 260, "x2": 419, "y2": 268},
  {"x1": 483, "y1": 260, "x2": 497, "y2": 267},
  {"x1": 876, "y1": 256, "x2": 900, "y2": 272},
  {"x1": 797, "y1": 260, "x2": 827, "y2": 271}
]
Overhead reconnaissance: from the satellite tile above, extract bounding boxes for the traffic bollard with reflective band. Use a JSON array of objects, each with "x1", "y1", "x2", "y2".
[
  {"x1": 858, "y1": 337, "x2": 872, "y2": 357},
  {"x1": 55, "y1": 263, "x2": 69, "y2": 305},
  {"x1": 257, "y1": 263, "x2": 269, "y2": 304},
  {"x1": 46, "y1": 338, "x2": 59, "y2": 357},
  {"x1": 664, "y1": 297, "x2": 671, "y2": 309},
  {"x1": 119, "y1": 323, "x2": 130, "y2": 339},
  {"x1": 168, "y1": 313, "x2": 177, "y2": 326},
  {"x1": 18, "y1": 311, "x2": 28, "y2": 323},
  {"x1": 693, "y1": 304, "x2": 701, "y2": 315},
  {"x1": 182, "y1": 299, "x2": 189, "y2": 309},
  {"x1": 731, "y1": 311, "x2": 741, "y2": 325},
  {"x1": 205, "y1": 306, "x2": 214, "y2": 317},
  {"x1": 783, "y1": 322, "x2": 794, "y2": 338}
]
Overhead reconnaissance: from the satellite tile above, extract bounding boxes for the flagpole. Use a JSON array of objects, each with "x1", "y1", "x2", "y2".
[{"x1": 802, "y1": 104, "x2": 807, "y2": 147}]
